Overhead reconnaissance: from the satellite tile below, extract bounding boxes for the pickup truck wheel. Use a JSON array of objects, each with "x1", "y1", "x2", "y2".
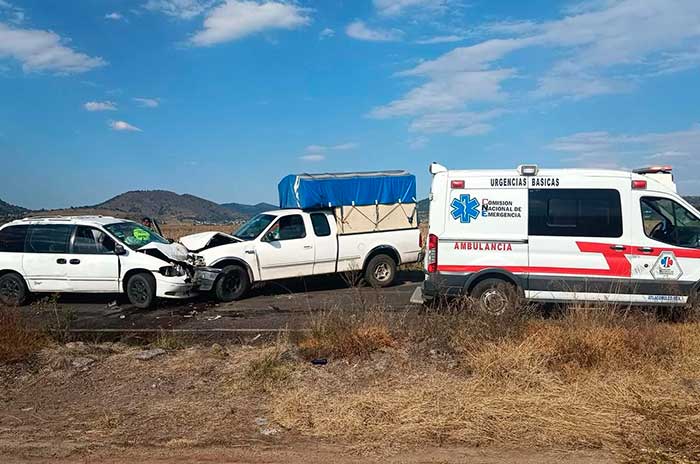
[
  {"x1": 215, "y1": 265, "x2": 249, "y2": 302},
  {"x1": 0, "y1": 273, "x2": 28, "y2": 306},
  {"x1": 470, "y1": 278, "x2": 516, "y2": 316},
  {"x1": 126, "y1": 273, "x2": 156, "y2": 309},
  {"x1": 365, "y1": 255, "x2": 397, "y2": 288}
]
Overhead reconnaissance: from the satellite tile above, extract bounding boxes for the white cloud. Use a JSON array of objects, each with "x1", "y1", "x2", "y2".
[
  {"x1": 0, "y1": 1, "x2": 24, "y2": 25},
  {"x1": 109, "y1": 120, "x2": 142, "y2": 132},
  {"x1": 371, "y1": 0, "x2": 700, "y2": 138},
  {"x1": 143, "y1": 0, "x2": 214, "y2": 19},
  {"x1": 373, "y1": 0, "x2": 450, "y2": 17},
  {"x1": 0, "y1": 22, "x2": 106, "y2": 73},
  {"x1": 409, "y1": 109, "x2": 505, "y2": 136},
  {"x1": 104, "y1": 12, "x2": 123, "y2": 21},
  {"x1": 415, "y1": 35, "x2": 464, "y2": 45},
  {"x1": 319, "y1": 27, "x2": 334, "y2": 39},
  {"x1": 84, "y1": 101, "x2": 117, "y2": 111},
  {"x1": 299, "y1": 153, "x2": 325, "y2": 161},
  {"x1": 409, "y1": 136, "x2": 429, "y2": 150},
  {"x1": 547, "y1": 125, "x2": 700, "y2": 178},
  {"x1": 190, "y1": 1, "x2": 311, "y2": 46},
  {"x1": 133, "y1": 97, "x2": 160, "y2": 108},
  {"x1": 346, "y1": 21, "x2": 403, "y2": 42}
]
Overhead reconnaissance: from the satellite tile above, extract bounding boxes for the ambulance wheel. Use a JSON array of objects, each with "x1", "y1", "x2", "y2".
[
  {"x1": 365, "y1": 255, "x2": 396, "y2": 288},
  {"x1": 215, "y1": 265, "x2": 249, "y2": 302},
  {"x1": 470, "y1": 278, "x2": 516, "y2": 316}
]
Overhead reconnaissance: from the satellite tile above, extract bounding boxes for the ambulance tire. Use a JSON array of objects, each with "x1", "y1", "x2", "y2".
[
  {"x1": 470, "y1": 278, "x2": 517, "y2": 316},
  {"x1": 364, "y1": 254, "x2": 397, "y2": 288}
]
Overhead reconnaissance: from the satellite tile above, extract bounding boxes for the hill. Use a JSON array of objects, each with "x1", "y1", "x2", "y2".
[
  {"x1": 220, "y1": 202, "x2": 277, "y2": 217},
  {"x1": 0, "y1": 198, "x2": 28, "y2": 219}
]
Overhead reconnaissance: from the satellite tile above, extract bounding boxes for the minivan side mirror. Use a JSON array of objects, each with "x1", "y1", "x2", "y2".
[{"x1": 114, "y1": 244, "x2": 127, "y2": 255}]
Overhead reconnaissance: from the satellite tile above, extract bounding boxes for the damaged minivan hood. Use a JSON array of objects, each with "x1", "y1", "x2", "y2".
[
  {"x1": 139, "y1": 241, "x2": 190, "y2": 262},
  {"x1": 179, "y1": 231, "x2": 241, "y2": 252}
]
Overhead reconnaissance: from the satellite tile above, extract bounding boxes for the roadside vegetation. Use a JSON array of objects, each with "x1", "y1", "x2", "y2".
[{"x1": 1, "y1": 297, "x2": 699, "y2": 463}]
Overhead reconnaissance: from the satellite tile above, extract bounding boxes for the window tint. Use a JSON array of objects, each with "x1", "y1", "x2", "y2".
[
  {"x1": 310, "y1": 213, "x2": 331, "y2": 237},
  {"x1": 72, "y1": 226, "x2": 116, "y2": 254},
  {"x1": 641, "y1": 197, "x2": 700, "y2": 248},
  {"x1": 265, "y1": 215, "x2": 306, "y2": 241},
  {"x1": 26, "y1": 225, "x2": 73, "y2": 253},
  {"x1": 0, "y1": 225, "x2": 28, "y2": 252},
  {"x1": 529, "y1": 189, "x2": 622, "y2": 238}
]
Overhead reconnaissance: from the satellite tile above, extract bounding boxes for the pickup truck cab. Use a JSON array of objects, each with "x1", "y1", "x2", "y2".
[{"x1": 180, "y1": 208, "x2": 422, "y2": 301}]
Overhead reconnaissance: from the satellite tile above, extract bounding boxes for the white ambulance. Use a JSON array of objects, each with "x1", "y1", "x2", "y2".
[{"x1": 416, "y1": 163, "x2": 700, "y2": 313}]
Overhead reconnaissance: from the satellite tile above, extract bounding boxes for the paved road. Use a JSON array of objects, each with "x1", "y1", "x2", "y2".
[{"x1": 25, "y1": 271, "x2": 424, "y2": 335}]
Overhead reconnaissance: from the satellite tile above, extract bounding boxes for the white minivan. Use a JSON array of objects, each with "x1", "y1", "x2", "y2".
[
  {"x1": 0, "y1": 216, "x2": 219, "y2": 308},
  {"x1": 417, "y1": 163, "x2": 700, "y2": 313}
]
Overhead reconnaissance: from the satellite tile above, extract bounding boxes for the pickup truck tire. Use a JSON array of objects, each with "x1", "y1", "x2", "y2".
[
  {"x1": 126, "y1": 272, "x2": 156, "y2": 309},
  {"x1": 215, "y1": 265, "x2": 249, "y2": 302},
  {"x1": 470, "y1": 278, "x2": 516, "y2": 316},
  {"x1": 0, "y1": 272, "x2": 28, "y2": 306},
  {"x1": 364, "y1": 254, "x2": 397, "y2": 288}
]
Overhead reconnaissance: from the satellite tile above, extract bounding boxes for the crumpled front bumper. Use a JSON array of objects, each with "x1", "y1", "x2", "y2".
[{"x1": 192, "y1": 267, "x2": 221, "y2": 292}]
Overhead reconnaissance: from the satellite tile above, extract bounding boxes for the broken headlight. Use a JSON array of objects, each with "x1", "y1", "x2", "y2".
[
  {"x1": 159, "y1": 264, "x2": 187, "y2": 277},
  {"x1": 187, "y1": 254, "x2": 207, "y2": 267}
]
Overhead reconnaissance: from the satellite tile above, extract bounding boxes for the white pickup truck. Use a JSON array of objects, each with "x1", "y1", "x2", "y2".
[{"x1": 179, "y1": 208, "x2": 422, "y2": 301}]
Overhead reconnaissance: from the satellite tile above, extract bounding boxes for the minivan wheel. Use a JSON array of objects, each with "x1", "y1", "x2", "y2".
[
  {"x1": 470, "y1": 278, "x2": 517, "y2": 316},
  {"x1": 214, "y1": 265, "x2": 250, "y2": 302},
  {"x1": 0, "y1": 273, "x2": 28, "y2": 306},
  {"x1": 126, "y1": 273, "x2": 156, "y2": 309},
  {"x1": 364, "y1": 254, "x2": 397, "y2": 288}
]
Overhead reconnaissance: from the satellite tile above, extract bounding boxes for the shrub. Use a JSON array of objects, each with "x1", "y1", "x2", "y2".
[{"x1": 0, "y1": 307, "x2": 47, "y2": 364}]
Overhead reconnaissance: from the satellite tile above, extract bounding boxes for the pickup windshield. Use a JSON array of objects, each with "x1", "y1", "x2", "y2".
[
  {"x1": 234, "y1": 214, "x2": 275, "y2": 241},
  {"x1": 104, "y1": 221, "x2": 170, "y2": 250}
]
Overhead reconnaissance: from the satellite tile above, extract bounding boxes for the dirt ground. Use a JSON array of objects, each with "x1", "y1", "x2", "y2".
[{"x1": 0, "y1": 342, "x2": 615, "y2": 464}]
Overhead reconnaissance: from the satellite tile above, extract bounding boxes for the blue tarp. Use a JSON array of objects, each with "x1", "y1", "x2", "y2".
[{"x1": 278, "y1": 170, "x2": 417, "y2": 209}]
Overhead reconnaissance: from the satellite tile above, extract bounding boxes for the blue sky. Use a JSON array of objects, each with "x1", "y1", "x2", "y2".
[{"x1": 0, "y1": 0, "x2": 699, "y2": 209}]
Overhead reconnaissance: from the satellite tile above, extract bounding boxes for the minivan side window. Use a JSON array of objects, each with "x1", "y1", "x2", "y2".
[
  {"x1": 529, "y1": 189, "x2": 623, "y2": 238},
  {"x1": 310, "y1": 213, "x2": 331, "y2": 237},
  {"x1": 264, "y1": 215, "x2": 306, "y2": 241},
  {"x1": 72, "y1": 226, "x2": 116, "y2": 254},
  {"x1": 0, "y1": 225, "x2": 29, "y2": 252},
  {"x1": 26, "y1": 225, "x2": 74, "y2": 253},
  {"x1": 641, "y1": 197, "x2": 700, "y2": 248}
]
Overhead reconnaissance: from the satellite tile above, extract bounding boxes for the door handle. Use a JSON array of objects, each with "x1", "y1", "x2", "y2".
[
  {"x1": 56, "y1": 258, "x2": 67, "y2": 264},
  {"x1": 637, "y1": 247, "x2": 654, "y2": 253},
  {"x1": 245, "y1": 250, "x2": 255, "y2": 255},
  {"x1": 69, "y1": 259, "x2": 81, "y2": 265},
  {"x1": 303, "y1": 245, "x2": 313, "y2": 249},
  {"x1": 610, "y1": 245, "x2": 626, "y2": 251}
]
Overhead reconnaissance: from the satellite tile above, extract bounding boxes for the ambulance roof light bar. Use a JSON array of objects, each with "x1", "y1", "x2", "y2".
[
  {"x1": 518, "y1": 164, "x2": 539, "y2": 176},
  {"x1": 633, "y1": 165, "x2": 673, "y2": 175}
]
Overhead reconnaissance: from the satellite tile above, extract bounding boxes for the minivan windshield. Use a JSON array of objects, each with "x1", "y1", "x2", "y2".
[
  {"x1": 233, "y1": 214, "x2": 275, "y2": 241},
  {"x1": 104, "y1": 221, "x2": 170, "y2": 250}
]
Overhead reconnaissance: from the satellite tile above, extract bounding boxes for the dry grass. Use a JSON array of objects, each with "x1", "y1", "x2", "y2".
[
  {"x1": 160, "y1": 223, "x2": 231, "y2": 240},
  {"x1": 272, "y1": 303, "x2": 700, "y2": 461},
  {"x1": 0, "y1": 307, "x2": 48, "y2": 363}
]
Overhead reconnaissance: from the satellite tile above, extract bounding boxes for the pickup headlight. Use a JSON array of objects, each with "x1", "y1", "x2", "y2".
[{"x1": 159, "y1": 264, "x2": 187, "y2": 277}]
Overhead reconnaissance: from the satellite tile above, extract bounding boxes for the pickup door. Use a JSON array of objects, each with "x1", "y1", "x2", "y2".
[
  {"x1": 309, "y1": 211, "x2": 338, "y2": 275},
  {"x1": 256, "y1": 213, "x2": 315, "y2": 280}
]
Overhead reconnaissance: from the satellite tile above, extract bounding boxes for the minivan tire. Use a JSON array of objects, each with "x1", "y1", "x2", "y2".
[
  {"x1": 364, "y1": 254, "x2": 397, "y2": 288},
  {"x1": 215, "y1": 265, "x2": 250, "y2": 302},
  {"x1": 126, "y1": 272, "x2": 157, "y2": 309},
  {"x1": 470, "y1": 278, "x2": 517, "y2": 316},
  {"x1": 0, "y1": 272, "x2": 28, "y2": 307}
]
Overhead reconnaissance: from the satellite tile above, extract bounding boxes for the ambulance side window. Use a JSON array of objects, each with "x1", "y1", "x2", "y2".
[
  {"x1": 529, "y1": 189, "x2": 622, "y2": 238},
  {"x1": 641, "y1": 197, "x2": 700, "y2": 248}
]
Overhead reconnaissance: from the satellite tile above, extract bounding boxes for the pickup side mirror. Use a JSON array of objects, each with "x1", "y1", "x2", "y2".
[{"x1": 114, "y1": 244, "x2": 127, "y2": 255}]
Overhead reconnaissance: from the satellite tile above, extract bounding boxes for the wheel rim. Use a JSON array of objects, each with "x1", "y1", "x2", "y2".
[
  {"x1": 480, "y1": 288, "x2": 508, "y2": 315},
  {"x1": 0, "y1": 278, "x2": 21, "y2": 302},
  {"x1": 220, "y1": 271, "x2": 242, "y2": 297},
  {"x1": 374, "y1": 263, "x2": 391, "y2": 282},
  {"x1": 130, "y1": 280, "x2": 149, "y2": 304}
]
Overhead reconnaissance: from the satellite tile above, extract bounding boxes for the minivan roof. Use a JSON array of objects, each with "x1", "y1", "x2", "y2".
[{"x1": 4, "y1": 216, "x2": 129, "y2": 227}]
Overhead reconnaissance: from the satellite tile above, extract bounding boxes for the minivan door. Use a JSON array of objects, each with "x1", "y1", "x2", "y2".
[
  {"x1": 22, "y1": 224, "x2": 74, "y2": 292},
  {"x1": 67, "y1": 226, "x2": 120, "y2": 292},
  {"x1": 527, "y1": 182, "x2": 631, "y2": 303},
  {"x1": 629, "y1": 194, "x2": 700, "y2": 304}
]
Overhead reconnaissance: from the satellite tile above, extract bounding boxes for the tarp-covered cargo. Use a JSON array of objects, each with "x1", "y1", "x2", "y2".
[
  {"x1": 334, "y1": 203, "x2": 417, "y2": 234},
  {"x1": 278, "y1": 170, "x2": 416, "y2": 210}
]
